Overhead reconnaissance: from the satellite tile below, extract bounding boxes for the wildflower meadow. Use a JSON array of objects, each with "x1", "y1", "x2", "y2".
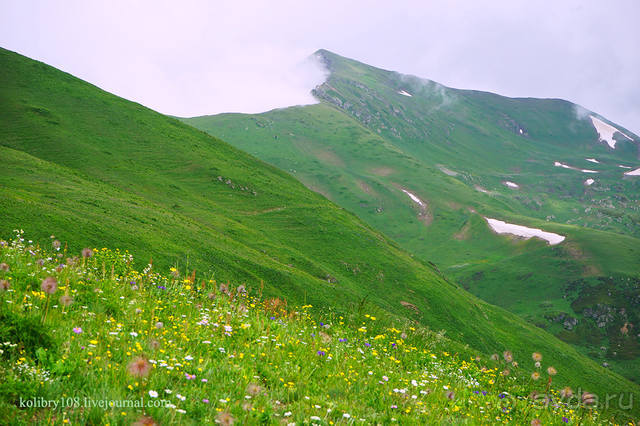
[{"x1": 0, "y1": 232, "x2": 613, "y2": 424}]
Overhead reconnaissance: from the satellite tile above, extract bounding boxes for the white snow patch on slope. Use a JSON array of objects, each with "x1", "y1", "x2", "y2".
[
  {"x1": 475, "y1": 186, "x2": 490, "y2": 194},
  {"x1": 590, "y1": 115, "x2": 633, "y2": 149},
  {"x1": 619, "y1": 165, "x2": 632, "y2": 169},
  {"x1": 554, "y1": 161, "x2": 598, "y2": 173},
  {"x1": 584, "y1": 179, "x2": 595, "y2": 186},
  {"x1": 402, "y1": 189, "x2": 425, "y2": 206},
  {"x1": 503, "y1": 181, "x2": 519, "y2": 188},
  {"x1": 624, "y1": 168, "x2": 640, "y2": 176},
  {"x1": 586, "y1": 158, "x2": 600, "y2": 164},
  {"x1": 485, "y1": 218, "x2": 565, "y2": 245},
  {"x1": 398, "y1": 90, "x2": 413, "y2": 97},
  {"x1": 554, "y1": 161, "x2": 572, "y2": 169}
]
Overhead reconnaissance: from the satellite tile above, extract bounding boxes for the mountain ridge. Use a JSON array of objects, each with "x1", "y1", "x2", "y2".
[{"x1": 184, "y1": 49, "x2": 640, "y2": 385}]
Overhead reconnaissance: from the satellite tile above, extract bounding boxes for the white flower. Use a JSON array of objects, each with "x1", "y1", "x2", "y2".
[
  {"x1": 148, "y1": 390, "x2": 158, "y2": 398},
  {"x1": 177, "y1": 394, "x2": 186, "y2": 401},
  {"x1": 185, "y1": 355, "x2": 194, "y2": 360},
  {"x1": 310, "y1": 416, "x2": 321, "y2": 421},
  {"x1": 129, "y1": 332, "x2": 138, "y2": 337},
  {"x1": 382, "y1": 375, "x2": 389, "y2": 381},
  {"x1": 219, "y1": 399, "x2": 228, "y2": 404},
  {"x1": 165, "y1": 389, "x2": 172, "y2": 394},
  {"x1": 284, "y1": 411, "x2": 292, "y2": 417},
  {"x1": 224, "y1": 325, "x2": 233, "y2": 332},
  {"x1": 343, "y1": 413, "x2": 351, "y2": 418}
]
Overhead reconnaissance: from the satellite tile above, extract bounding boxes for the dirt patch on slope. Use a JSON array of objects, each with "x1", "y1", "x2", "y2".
[
  {"x1": 453, "y1": 220, "x2": 472, "y2": 240},
  {"x1": 370, "y1": 166, "x2": 395, "y2": 176}
]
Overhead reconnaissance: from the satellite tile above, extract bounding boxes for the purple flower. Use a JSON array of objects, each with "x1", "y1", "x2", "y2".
[
  {"x1": 499, "y1": 393, "x2": 506, "y2": 399},
  {"x1": 364, "y1": 342, "x2": 371, "y2": 347},
  {"x1": 202, "y1": 399, "x2": 210, "y2": 403},
  {"x1": 320, "y1": 322, "x2": 324, "y2": 326},
  {"x1": 391, "y1": 343, "x2": 396, "y2": 347},
  {"x1": 185, "y1": 373, "x2": 196, "y2": 380},
  {"x1": 73, "y1": 327, "x2": 82, "y2": 334},
  {"x1": 201, "y1": 378, "x2": 208, "y2": 383},
  {"x1": 339, "y1": 338, "x2": 347, "y2": 343},
  {"x1": 562, "y1": 417, "x2": 569, "y2": 423},
  {"x1": 157, "y1": 285, "x2": 166, "y2": 290},
  {"x1": 317, "y1": 350, "x2": 326, "y2": 356},
  {"x1": 482, "y1": 391, "x2": 487, "y2": 396},
  {"x1": 391, "y1": 405, "x2": 397, "y2": 409},
  {"x1": 270, "y1": 316, "x2": 276, "y2": 320}
]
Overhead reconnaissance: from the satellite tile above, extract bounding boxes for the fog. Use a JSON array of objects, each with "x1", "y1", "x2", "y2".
[{"x1": 1, "y1": 0, "x2": 638, "y2": 133}]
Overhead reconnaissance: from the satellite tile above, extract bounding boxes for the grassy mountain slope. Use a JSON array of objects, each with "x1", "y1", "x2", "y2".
[
  {"x1": 183, "y1": 50, "x2": 640, "y2": 384},
  {"x1": 0, "y1": 236, "x2": 609, "y2": 424},
  {"x1": 1, "y1": 47, "x2": 639, "y2": 417}
]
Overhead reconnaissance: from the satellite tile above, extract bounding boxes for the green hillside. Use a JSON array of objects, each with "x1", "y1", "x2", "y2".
[
  {"x1": 0, "y1": 235, "x2": 609, "y2": 424},
  {"x1": 1, "y1": 46, "x2": 638, "y2": 419},
  {"x1": 183, "y1": 50, "x2": 640, "y2": 384}
]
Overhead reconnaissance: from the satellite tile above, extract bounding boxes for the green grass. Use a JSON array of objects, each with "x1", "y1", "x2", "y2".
[
  {"x1": 1, "y1": 46, "x2": 639, "y2": 419},
  {"x1": 183, "y1": 49, "x2": 640, "y2": 384},
  {"x1": 0, "y1": 234, "x2": 621, "y2": 424}
]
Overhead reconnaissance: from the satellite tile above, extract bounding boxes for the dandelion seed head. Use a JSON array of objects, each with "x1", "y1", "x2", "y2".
[
  {"x1": 133, "y1": 416, "x2": 158, "y2": 426},
  {"x1": 0, "y1": 280, "x2": 10, "y2": 291},
  {"x1": 41, "y1": 276, "x2": 58, "y2": 294},
  {"x1": 127, "y1": 356, "x2": 151, "y2": 378},
  {"x1": 59, "y1": 295, "x2": 74, "y2": 306},
  {"x1": 216, "y1": 411, "x2": 235, "y2": 426}
]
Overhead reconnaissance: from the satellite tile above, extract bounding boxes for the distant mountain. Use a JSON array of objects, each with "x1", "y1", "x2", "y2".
[{"x1": 184, "y1": 49, "x2": 640, "y2": 384}]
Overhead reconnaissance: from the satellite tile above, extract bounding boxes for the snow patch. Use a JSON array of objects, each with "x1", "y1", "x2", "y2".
[
  {"x1": 519, "y1": 129, "x2": 523, "y2": 135},
  {"x1": 584, "y1": 179, "x2": 595, "y2": 186},
  {"x1": 554, "y1": 161, "x2": 598, "y2": 173},
  {"x1": 554, "y1": 161, "x2": 572, "y2": 169},
  {"x1": 475, "y1": 186, "x2": 490, "y2": 194},
  {"x1": 585, "y1": 158, "x2": 600, "y2": 164},
  {"x1": 624, "y1": 168, "x2": 640, "y2": 176},
  {"x1": 485, "y1": 218, "x2": 565, "y2": 245},
  {"x1": 590, "y1": 115, "x2": 633, "y2": 149},
  {"x1": 619, "y1": 165, "x2": 633, "y2": 169},
  {"x1": 398, "y1": 90, "x2": 413, "y2": 97},
  {"x1": 402, "y1": 189, "x2": 425, "y2": 206},
  {"x1": 503, "y1": 181, "x2": 519, "y2": 189}
]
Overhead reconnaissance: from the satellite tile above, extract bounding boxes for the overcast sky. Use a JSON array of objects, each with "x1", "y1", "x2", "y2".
[{"x1": 2, "y1": 0, "x2": 639, "y2": 134}]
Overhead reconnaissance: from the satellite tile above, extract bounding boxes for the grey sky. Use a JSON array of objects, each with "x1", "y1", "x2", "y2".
[{"x1": 2, "y1": 0, "x2": 639, "y2": 134}]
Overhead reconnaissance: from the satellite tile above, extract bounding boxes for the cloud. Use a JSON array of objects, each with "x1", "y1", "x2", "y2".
[{"x1": 0, "y1": 0, "x2": 638, "y2": 132}]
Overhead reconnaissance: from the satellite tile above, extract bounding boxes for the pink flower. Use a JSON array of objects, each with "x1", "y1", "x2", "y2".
[
  {"x1": 73, "y1": 327, "x2": 82, "y2": 334},
  {"x1": 185, "y1": 373, "x2": 196, "y2": 380}
]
